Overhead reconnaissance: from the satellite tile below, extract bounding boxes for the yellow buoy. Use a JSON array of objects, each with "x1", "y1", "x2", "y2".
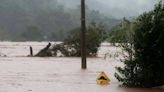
[{"x1": 96, "y1": 71, "x2": 110, "y2": 85}]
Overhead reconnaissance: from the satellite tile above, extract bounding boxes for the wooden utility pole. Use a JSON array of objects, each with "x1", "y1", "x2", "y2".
[{"x1": 81, "y1": 0, "x2": 87, "y2": 69}]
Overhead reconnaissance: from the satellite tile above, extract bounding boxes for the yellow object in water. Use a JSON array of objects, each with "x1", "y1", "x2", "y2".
[{"x1": 96, "y1": 71, "x2": 110, "y2": 85}]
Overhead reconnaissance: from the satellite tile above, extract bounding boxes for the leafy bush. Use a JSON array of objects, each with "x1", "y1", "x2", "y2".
[
  {"x1": 51, "y1": 22, "x2": 107, "y2": 57},
  {"x1": 115, "y1": 2, "x2": 164, "y2": 88}
]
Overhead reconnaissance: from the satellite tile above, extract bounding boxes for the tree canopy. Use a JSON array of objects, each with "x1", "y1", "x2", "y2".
[
  {"x1": 0, "y1": 0, "x2": 119, "y2": 41},
  {"x1": 35, "y1": 22, "x2": 107, "y2": 57},
  {"x1": 114, "y1": 1, "x2": 164, "y2": 88}
]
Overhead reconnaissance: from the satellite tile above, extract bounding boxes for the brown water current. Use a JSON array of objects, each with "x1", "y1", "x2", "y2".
[{"x1": 0, "y1": 42, "x2": 163, "y2": 92}]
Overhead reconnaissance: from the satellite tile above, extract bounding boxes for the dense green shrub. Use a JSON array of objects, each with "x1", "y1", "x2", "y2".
[
  {"x1": 115, "y1": 2, "x2": 164, "y2": 87},
  {"x1": 52, "y1": 22, "x2": 107, "y2": 57},
  {"x1": 35, "y1": 22, "x2": 107, "y2": 57}
]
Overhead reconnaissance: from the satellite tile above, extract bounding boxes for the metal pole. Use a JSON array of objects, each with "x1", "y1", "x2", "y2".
[{"x1": 81, "y1": 0, "x2": 87, "y2": 69}]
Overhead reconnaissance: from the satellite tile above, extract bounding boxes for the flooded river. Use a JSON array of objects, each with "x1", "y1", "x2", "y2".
[{"x1": 0, "y1": 42, "x2": 163, "y2": 92}]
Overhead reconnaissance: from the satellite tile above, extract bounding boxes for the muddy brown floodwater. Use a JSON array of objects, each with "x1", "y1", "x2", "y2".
[{"x1": 0, "y1": 42, "x2": 163, "y2": 92}]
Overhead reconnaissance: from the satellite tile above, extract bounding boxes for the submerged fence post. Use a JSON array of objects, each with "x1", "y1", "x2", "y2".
[{"x1": 30, "y1": 46, "x2": 33, "y2": 56}]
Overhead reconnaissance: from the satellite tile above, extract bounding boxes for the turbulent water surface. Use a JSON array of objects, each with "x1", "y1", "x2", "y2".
[{"x1": 0, "y1": 42, "x2": 163, "y2": 92}]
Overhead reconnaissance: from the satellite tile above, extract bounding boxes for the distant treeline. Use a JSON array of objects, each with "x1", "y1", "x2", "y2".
[{"x1": 0, "y1": 0, "x2": 120, "y2": 41}]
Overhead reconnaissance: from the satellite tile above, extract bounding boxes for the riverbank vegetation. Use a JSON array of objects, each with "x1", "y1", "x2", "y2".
[
  {"x1": 35, "y1": 22, "x2": 107, "y2": 57},
  {"x1": 112, "y1": 2, "x2": 164, "y2": 88}
]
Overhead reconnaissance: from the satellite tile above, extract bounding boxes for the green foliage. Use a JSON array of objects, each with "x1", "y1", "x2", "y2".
[
  {"x1": 0, "y1": 27, "x2": 10, "y2": 41},
  {"x1": 20, "y1": 26, "x2": 43, "y2": 41},
  {"x1": 108, "y1": 18, "x2": 135, "y2": 43},
  {"x1": 0, "y1": 0, "x2": 119, "y2": 41},
  {"x1": 86, "y1": 22, "x2": 107, "y2": 56},
  {"x1": 49, "y1": 29, "x2": 65, "y2": 41},
  {"x1": 115, "y1": 2, "x2": 164, "y2": 88},
  {"x1": 52, "y1": 22, "x2": 107, "y2": 57}
]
